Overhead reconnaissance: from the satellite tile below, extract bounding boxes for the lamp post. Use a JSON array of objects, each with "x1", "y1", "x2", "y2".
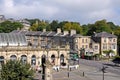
[
  {"x1": 0, "y1": 62, "x2": 2, "y2": 79},
  {"x1": 67, "y1": 53, "x2": 70, "y2": 78},
  {"x1": 101, "y1": 65, "x2": 108, "y2": 80}
]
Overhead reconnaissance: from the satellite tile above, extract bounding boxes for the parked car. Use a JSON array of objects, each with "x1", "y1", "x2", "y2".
[{"x1": 112, "y1": 56, "x2": 120, "y2": 66}]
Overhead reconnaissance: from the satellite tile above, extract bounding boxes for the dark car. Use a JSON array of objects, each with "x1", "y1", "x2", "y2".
[{"x1": 112, "y1": 57, "x2": 120, "y2": 66}]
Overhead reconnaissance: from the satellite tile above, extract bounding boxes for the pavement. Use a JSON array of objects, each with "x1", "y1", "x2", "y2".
[
  {"x1": 34, "y1": 61, "x2": 120, "y2": 80},
  {"x1": 52, "y1": 64, "x2": 120, "y2": 80}
]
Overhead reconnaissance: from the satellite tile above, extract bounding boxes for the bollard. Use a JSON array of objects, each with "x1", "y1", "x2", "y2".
[
  {"x1": 68, "y1": 72, "x2": 69, "y2": 78},
  {"x1": 83, "y1": 72, "x2": 85, "y2": 77},
  {"x1": 57, "y1": 68, "x2": 59, "y2": 72},
  {"x1": 70, "y1": 67, "x2": 71, "y2": 71}
]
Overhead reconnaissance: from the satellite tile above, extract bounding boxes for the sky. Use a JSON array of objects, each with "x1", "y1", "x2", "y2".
[{"x1": 0, "y1": 0, "x2": 120, "y2": 25}]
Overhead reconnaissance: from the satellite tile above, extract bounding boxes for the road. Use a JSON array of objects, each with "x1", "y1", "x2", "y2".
[
  {"x1": 34, "y1": 59, "x2": 120, "y2": 80},
  {"x1": 78, "y1": 59, "x2": 120, "y2": 75}
]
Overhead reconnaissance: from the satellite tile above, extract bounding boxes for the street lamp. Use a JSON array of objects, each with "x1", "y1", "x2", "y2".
[
  {"x1": 101, "y1": 65, "x2": 108, "y2": 80},
  {"x1": 67, "y1": 53, "x2": 70, "y2": 78},
  {"x1": 0, "y1": 62, "x2": 2, "y2": 79}
]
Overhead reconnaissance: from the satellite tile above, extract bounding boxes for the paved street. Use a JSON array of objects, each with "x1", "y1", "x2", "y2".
[
  {"x1": 52, "y1": 63, "x2": 120, "y2": 80},
  {"x1": 34, "y1": 59, "x2": 120, "y2": 80},
  {"x1": 78, "y1": 59, "x2": 120, "y2": 74}
]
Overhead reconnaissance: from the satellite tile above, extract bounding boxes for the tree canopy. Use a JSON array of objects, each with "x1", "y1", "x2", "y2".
[
  {"x1": 0, "y1": 21, "x2": 23, "y2": 33},
  {"x1": 1, "y1": 60, "x2": 34, "y2": 80}
]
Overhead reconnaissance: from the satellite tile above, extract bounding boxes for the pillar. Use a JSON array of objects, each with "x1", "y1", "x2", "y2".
[{"x1": 45, "y1": 67, "x2": 52, "y2": 80}]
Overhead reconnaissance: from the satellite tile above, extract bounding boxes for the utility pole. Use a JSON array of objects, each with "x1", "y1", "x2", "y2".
[{"x1": 0, "y1": 62, "x2": 2, "y2": 80}]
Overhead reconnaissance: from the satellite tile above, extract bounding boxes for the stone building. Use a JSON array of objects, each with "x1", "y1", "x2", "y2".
[
  {"x1": 0, "y1": 28, "x2": 118, "y2": 67},
  {"x1": 0, "y1": 32, "x2": 70, "y2": 68}
]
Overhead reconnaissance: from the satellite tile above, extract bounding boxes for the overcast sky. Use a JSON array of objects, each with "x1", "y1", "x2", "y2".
[{"x1": 0, "y1": 0, "x2": 120, "y2": 25}]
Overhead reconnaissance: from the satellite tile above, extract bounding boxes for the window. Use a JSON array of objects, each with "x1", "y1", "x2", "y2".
[
  {"x1": 113, "y1": 39, "x2": 116, "y2": 42},
  {"x1": 109, "y1": 38, "x2": 112, "y2": 42},
  {"x1": 86, "y1": 45, "x2": 88, "y2": 48},
  {"x1": 112, "y1": 44, "x2": 116, "y2": 49},
  {"x1": 82, "y1": 45, "x2": 84, "y2": 48},
  {"x1": 75, "y1": 45, "x2": 78, "y2": 49},
  {"x1": 103, "y1": 44, "x2": 107, "y2": 49},
  {"x1": 104, "y1": 38, "x2": 107, "y2": 42},
  {"x1": 75, "y1": 39, "x2": 78, "y2": 42},
  {"x1": 82, "y1": 39, "x2": 84, "y2": 43},
  {"x1": 86, "y1": 39, "x2": 87, "y2": 43},
  {"x1": 95, "y1": 46, "x2": 98, "y2": 50}
]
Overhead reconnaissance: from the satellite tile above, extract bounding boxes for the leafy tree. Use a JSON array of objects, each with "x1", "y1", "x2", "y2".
[
  {"x1": 25, "y1": 19, "x2": 40, "y2": 26},
  {"x1": 87, "y1": 20, "x2": 112, "y2": 35},
  {"x1": 81, "y1": 24, "x2": 89, "y2": 35},
  {"x1": 62, "y1": 21, "x2": 82, "y2": 34},
  {"x1": 103, "y1": 50, "x2": 115, "y2": 58},
  {"x1": 1, "y1": 60, "x2": 34, "y2": 80},
  {"x1": 114, "y1": 27, "x2": 120, "y2": 45},
  {"x1": 30, "y1": 23, "x2": 38, "y2": 31},
  {"x1": 30, "y1": 20, "x2": 49, "y2": 31},
  {"x1": 107, "y1": 22, "x2": 119, "y2": 30},
  {"x1": 0, "y1": 21, "x2": 23, "y2": 33},
  {"x1": 49, "y1": 20, "x2": 59, "y2": 31}
]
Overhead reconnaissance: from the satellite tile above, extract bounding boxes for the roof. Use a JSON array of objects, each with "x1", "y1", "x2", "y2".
[
  {"x1": 94, "y1": 32, "x2": 117, "y2": 38},
  {"x1": 0, "y1": 33, "x2": 27, "y2": 46}
]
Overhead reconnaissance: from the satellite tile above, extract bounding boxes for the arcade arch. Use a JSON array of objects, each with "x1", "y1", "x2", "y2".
[
  {"x1": 21, "y1": 55, "x2": 27, "y2": 64},
  {"x1": 0, "y1": 56, "x2": 4, "y2": 64},
  {"x1": 31, "y1": 55, "x2": 36, "y2": 66},
  {"x1": 10, "y1": 55, "x2": 17, "y2": 61}
]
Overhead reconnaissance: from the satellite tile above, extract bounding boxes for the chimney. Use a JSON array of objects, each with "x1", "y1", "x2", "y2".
[
  {"x1": 63, "y1": 31, "x2": 69, "y2": 35},
  {"x1": 70, "y1": 29, "x2": 76, "y2": 36},
  {"x1": 111, "y1": 31, "x2": 114, "y2": 35},
  {"x1": 43, "y1": 29, "x2": 46, "y2": 32},
  {"x1": 57, "y1": 28, "x2": 61, "y2": 33}
]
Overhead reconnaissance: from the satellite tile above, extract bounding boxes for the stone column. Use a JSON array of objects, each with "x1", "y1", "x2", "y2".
[{"x1": 44, "y1": 60, "x2": 53, "y2": 80}]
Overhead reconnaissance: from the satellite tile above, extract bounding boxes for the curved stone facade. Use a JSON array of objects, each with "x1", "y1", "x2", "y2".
[{"x1": 0, "y1": 46, "x2": 69, "y2": 67}]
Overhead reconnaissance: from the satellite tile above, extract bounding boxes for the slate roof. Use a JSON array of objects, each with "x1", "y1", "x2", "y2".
[{"x1": 94, "y1": 32, "x2": 117, "y2": 38}]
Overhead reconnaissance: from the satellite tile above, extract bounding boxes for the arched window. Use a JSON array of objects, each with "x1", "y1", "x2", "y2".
[
  {"x1": 0, "y1": 56, "x2": 4, "y2": 64},
  {"x1": 10, "y1": 55, "x2": 17, "y2": 61},
  {"x1": 21, "y1": 55, "x2": 27, "y2": 64},
  {"x1": 31, "y1": 55, "x2": 36, "y2": 66}
]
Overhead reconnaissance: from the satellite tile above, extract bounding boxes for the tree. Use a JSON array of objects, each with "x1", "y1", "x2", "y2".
[
  {"x1": 103, "y1": 50, "x2": 115, "y2": 58},
  {"x1": 0, "y1": 21, "x2": 23, "y2": 33},
  {"x1": 62, "y1": 21, "x2": 82, "y2": 34},
  {"x1": 1, "y1": 60, "x2": 34, "y2": 80},
  {"x1": 49, "y1": 20, "x2": 59, "y2": 31},
  {"x1": 30, "y1": 20, "x2": 49, "y2": 31},
  {"x1": 114, "y1": 27, "x2": 120, "y2": 46},
  {"x1": 86, "y1": 20, "x2": 112, "y2": 36}
]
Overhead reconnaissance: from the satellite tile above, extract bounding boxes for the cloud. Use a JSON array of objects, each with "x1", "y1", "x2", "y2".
[{"x1": 0, "y1": 0, "x2": 120, "y2": 25}]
